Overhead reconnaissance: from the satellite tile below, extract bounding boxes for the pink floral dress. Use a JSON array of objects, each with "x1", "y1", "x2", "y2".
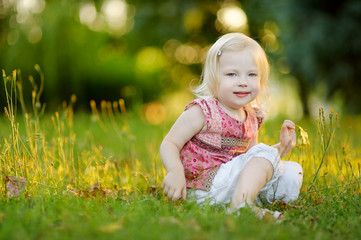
[{"x1": 180, "y1": 97, "x2": 263, "y2": 191}]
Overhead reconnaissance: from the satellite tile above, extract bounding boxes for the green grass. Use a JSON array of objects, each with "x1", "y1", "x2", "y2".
[
  {"x1": 0, "y1": 69, "x2": 360, "y2": 239},
  {"x1": 0, "y1": 186, "x2": 359, "y2": 240}
]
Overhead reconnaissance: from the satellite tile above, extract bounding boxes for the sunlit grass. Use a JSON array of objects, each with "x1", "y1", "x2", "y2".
[
  {"x1": 1, "y1": 68, "x2": 162, "y2": 197},
  {"x1": 0, "y1": 68, "x2": 360, "y2": 239}
]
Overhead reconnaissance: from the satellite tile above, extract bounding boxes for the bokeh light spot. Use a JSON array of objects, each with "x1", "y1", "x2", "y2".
[
  {"x1": 7, "y1": 30, "x2": 19, "y2": 45},
  {"x1": 174, "y1": 44, "x2": 201, "y2": 65},
  {"x1": 262, "y1": 29, "x2": 279, "y2": 52},
  {"x1": 79, "y1": 0, "x2": 134, "y2": 36},
  {"x1": 79, "y1": 3, "x2": 97, "y2": 26},
  {"x1": 277, "y1": 58, "x2": 291, "y2": 74},
  {"x1": 143, "y1": 102, "x2": 166, "y2": 125},
  {"x1": 217, "y1": 5, "x2": 248, "y2": 32},
  {"x1": 163, "y1": 39, "x2": 181, "y2": 58},
  {"x1": 136, "y1": 47, "x2": 166, "y2": 72},
  {"x1": 28, "y1": 26, "x2": 42, "y2": 44},
  {"x1": 17, "y1": 0, "x2": 45, "y2": 14},
  {"x1": 183, "y1": 8, "x2": 204, "y2": 32},
  {"x1": 102, "y1": 0, "x2": 127, "y2": 33}
]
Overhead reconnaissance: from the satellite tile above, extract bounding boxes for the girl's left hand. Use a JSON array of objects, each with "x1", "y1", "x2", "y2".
[{"x1": 280, "y1": 120, "x2": 296, "y2": 157}]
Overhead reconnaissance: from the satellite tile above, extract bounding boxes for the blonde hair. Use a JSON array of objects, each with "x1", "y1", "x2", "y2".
[{"x1": 192, "y1": 33, "x2": 270, "y2": 108}]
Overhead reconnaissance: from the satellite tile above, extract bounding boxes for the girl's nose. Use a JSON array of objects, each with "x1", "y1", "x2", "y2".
[{"x1": 237, "y1": 76, "x2": 248, "y2": 87}]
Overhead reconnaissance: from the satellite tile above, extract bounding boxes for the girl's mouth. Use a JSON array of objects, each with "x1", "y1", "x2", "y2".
[{"x1": 233, "y1": 91, "x2": 250, "y2": 98}]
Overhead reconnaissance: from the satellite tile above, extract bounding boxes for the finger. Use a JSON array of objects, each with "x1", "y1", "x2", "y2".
[
  {"x1": 291, "y1": 131, "x2": 297, "y2": 145},
  {"x1": 166, "y1": 191, "x2": 173, "y2": 200},
  {"x1": 283, "y1": 120, "x2": 295, "y2": 129},
  {"x1": 283, "y1": 120, "x2": 293, "y2": 127},
  {"x1": 172, "y1": 189, "x2": 181, "y2": 201},
  {"x1": 162, "y1": 185, "x2": 169, "y2": 196},
  {"x1": 290, "y1": 129, "x2": 296, "y2": 137},
  {"x1": 283, "y1": 119, "x2": 294, "y2": 125},
  {"x1": 182, "y1": 187, "x2": 187, "y2": 200},
  {"x1": 280, "y1": 126, "x2": 288, "y2": 138},
  {"x1": 167, "y1": 189, "x2": 175, "y2": 200},
  {"x1": 162, "y1": 177, "x2": 169, "y2": 189},
  {"x1": 282, "y1": 126, "x2": 295, "y2": 138}
]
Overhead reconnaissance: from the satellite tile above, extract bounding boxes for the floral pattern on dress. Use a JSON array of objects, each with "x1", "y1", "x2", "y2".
[{"x1": 180, "y1": 97, "x2": 263, "y2": 191}]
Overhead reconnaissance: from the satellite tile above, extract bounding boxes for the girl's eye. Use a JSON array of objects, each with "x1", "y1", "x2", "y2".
[
  {"x1": 227, "y1": 73, "x2": 236, "y2": 77},
  {"x1": 249, "y1": 73, "x2": 258, "y2": 77}
]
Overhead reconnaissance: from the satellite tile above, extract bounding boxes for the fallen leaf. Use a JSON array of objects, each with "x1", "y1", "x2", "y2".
[
  {"x1": 5, "y1": 176, "x2": 26, "y2": 198},
  {"x1": 63, "y1": 182, "x2": 117, "y2": 199},
  {"x1": 90, "y1": 182, "x2": 100, "y2": 190},
  {"x1": 262, "y1": 211, "x2": 277, "y2": 222},
  {"x1": 91, "y1": 188, "x2": 106, "y2": 198},
  {"x1": 311, "y1": 200, "x2": 324, "y2": 206},
  {"x1": 79, "y1": 190, "x2": 90, "y2": 199}
]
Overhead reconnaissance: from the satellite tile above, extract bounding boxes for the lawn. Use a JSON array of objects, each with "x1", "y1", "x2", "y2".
[{"x1": 0, "y1": 70, "x2": 360, "y2": 239}]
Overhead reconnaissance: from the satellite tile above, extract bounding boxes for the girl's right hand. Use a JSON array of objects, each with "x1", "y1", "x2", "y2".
[
  {"x1": 162, "y1": 170, "x2": 187, "y2": 201},
  {"x1": 280, "y1": 120, "x2": 296, "y2": 156}
]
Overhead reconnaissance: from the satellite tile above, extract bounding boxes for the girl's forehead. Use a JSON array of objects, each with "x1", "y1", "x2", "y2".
[
  {"x1": 219, "y1": 50, "x2": 257, "y2": 65},
  {"x1": 220, "y1": 48, "x2": 254, "y2": 57}
]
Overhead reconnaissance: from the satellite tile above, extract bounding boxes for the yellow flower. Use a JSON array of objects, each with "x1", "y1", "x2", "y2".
[{"x1": 296, "y1": 125, "x2": 310, "y2": 146}]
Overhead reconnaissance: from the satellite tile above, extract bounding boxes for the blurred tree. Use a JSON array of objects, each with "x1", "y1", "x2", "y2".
[
  {"x1": 243, "y1": 0, "x2": 361, "y2": 115},
  {"x1": 0, "y1": 0, "x2": 138, "y2": 109},
  {"x1": 1, "y1": 0, "x2": 361, "y2": 115},
  {"x1": 0, "y1": 0, "x2": 221, "y2": 110}
]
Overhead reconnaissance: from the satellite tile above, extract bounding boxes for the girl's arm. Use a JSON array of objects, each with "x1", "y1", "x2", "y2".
[
  {"x1": 248, "y1": 120, "x2": 296, "y2": 158},
  {"x1": 273, "y1": 120, "x2": 296, "y2": 158},
  {"x1": 160, "y1": 105, "x2": 206, "y2": 201}
]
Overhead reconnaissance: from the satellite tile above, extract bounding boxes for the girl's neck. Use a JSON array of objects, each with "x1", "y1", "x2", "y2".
[{"x1": 217, "y1": 101, "x2": 246, "y2": 121}]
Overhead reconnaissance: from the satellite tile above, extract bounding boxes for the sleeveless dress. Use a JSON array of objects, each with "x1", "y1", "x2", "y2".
[{"x1": 179, "y1": 97, "x2": 263, "y2": 191}]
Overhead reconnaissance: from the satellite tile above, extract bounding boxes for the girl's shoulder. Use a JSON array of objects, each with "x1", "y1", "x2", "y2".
[
  {"x1": 185, "y1": 97, "x2": 217, "y2": 113},
  {"x1": 184, "y1": 97, "x2": 220, "y2": 130},
  {"x1": 246, "y1": 106, "x2": 264, "y2": 129},
  {"x1": 186, "y1": 96, "x2": 216, "y2": 105}
]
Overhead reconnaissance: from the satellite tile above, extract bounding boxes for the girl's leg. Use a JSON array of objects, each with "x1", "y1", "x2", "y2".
[
  {"x1": 258, "y1": 161, "x2": 303, "y2": 204},
  {"x1": 230, "y1": 157, "x2": 273, "y2": 209}
]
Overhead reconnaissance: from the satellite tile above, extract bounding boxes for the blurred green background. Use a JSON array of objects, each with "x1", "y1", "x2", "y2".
[{"x1": 1, "y1": 0, "x2": 361, "y2": 121}]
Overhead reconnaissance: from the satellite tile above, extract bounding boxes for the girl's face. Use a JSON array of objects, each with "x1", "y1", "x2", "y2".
[{"x1": 217, "y1": 49, "x2": 260, "y2": 111}]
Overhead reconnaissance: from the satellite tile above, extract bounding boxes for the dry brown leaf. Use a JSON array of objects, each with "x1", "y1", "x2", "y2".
[
  {"x1": 149, "y1": 185, "x2": 161, "y2": 194},
  {"x1": 90, "y1": 182, "x2": 100, "y2": 190},
  {"x1": 262, "y1": 211, "x2": 277, "y2": 222},
  {"x1": 79, "y1": 190, "x2": 90, "y2": 199},
  {"x1": 312, "y1": 200, "x2": 324, "y2": 206},
  {"x1": 63, "y1": 182, "x2": 117, "y2": 199},
  {"x1": 103, "y1": 188, "x2": 117, "y2": 198},
  {"x1": 63, "y1": 189, "x2": 79, "y2": 196},
  {"x1": 5, "y1": 176, "x2": 26, "y2": 198}
]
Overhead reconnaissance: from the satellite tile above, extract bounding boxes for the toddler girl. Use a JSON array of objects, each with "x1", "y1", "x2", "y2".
[{"x1": 160, "y1": 33, "x2": 303, "y2": 221}]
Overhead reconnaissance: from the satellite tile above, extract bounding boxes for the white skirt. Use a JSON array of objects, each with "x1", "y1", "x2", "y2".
[{"x1": 188, "y1": 143, "x2": 303, "y2": 206}]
